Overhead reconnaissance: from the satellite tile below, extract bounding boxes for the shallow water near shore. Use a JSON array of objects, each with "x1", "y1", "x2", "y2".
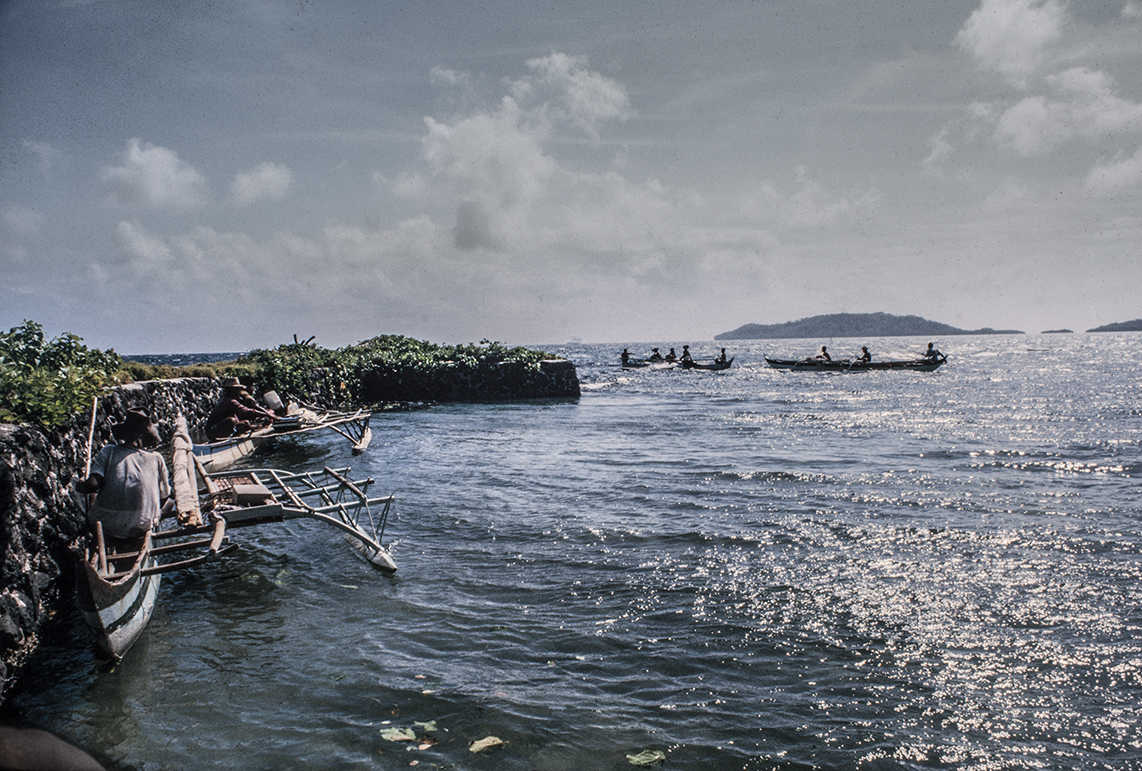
[{"x1": 11, "y1": 334, "x2": 1142, "y2": 769}]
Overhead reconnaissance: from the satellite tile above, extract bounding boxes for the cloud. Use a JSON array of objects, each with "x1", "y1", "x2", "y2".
[
  {"x1": 740, "y1": 168, "x2": 881, "y2": 229},
  {"x1": 1124, "y1": 1, "x2": 1142, "y2": 19},
  {"x1": 2, "y1": 205, "x2": 45, "y2": 238},
  {"x1": 510, "y1": 52, "x2": 631, "y2": 139},
  {"x1": 994, "y1": 68, "x2": 1142, "y2": 155},
  {"x1": 955, "y1": 0, "x2": 1065, "y2": 86},
  {"x1": 230, "y1": 162, "x2": 293, "y2": 206},
  {"x1": 429, "y1": 66, "x2": 471, "y2": 89},
  {"x1": 114, "y1": 220, "x2": 172, "y2": 265},
  {"x1": 1085, "y1": 146, "x2": 1142, "y2": 195},
  {"x1": 22, "y1": 139, "x2": 62, "y2": 175},
  {"x1": 101, "y1": 138, "x2": 208, "y2": 210}
]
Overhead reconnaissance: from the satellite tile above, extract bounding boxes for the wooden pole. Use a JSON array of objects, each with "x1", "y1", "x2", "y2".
[{"x1": 83, "y1": 395, "x2": 98, "y2": 478}]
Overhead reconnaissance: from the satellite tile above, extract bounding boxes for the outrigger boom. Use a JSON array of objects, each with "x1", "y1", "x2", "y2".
[{"x1": 171, "y1": 415, "x2": 397, "y2": 572}]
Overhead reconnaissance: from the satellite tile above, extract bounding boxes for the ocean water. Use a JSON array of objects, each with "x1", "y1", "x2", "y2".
[{"x1": 10, "y1": 334, "x2": 1142, "y2": 769}]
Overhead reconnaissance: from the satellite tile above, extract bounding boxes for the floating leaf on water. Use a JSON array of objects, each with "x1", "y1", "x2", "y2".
[
  {"x1": 413, "y1": 721, "x2": 438, "y2": 733},
  {"x1": 380, "y1": 727, "x2": 417, "y2": 742},
  {"x1": 417, "y1": 741, "x2": 435, "y2": 750},
  {"x1": 469, "y1": 736, "x2": 504, "y2": 753},
  {"x1": 626, "y1": 749, "x2": 666, "y2": 766}
]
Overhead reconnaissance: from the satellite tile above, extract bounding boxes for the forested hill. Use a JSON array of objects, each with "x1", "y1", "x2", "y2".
[
  {"x1": 715, "y1": 312, "x2": 1024, "y2": 340},
  {"x1": 1087, "y1": 319, "x2": 1142, "y2": 332}
]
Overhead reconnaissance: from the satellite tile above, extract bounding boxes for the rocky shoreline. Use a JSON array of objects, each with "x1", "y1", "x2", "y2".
[{"x1": 0, "y1": 360, "x2": 579, "y2": 702}]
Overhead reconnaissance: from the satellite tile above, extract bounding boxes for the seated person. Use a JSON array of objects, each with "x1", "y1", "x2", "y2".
[
  {"x1": 814, "y1": 345, "x2": 831, "y2": 361},
  {"x1": 680, "y1": 345, "x2": 693, "y2": 363},
  {"x1": 857, "y1": 346, "x2": 871, "y2": 363},
  {"x1": 716, "y1": 348, "x2": 728, "y2": 364},
  {"x1": 664, "y1": 348, "x2": 678, "y2": 362},
  {"x1": 76, "y1": 409, "x2": 171, "y2": 544},
  {"x1": 923, "y1": 342, "x2": 944, "y2": 360},
  {"x1": 206, "y1": 378, "x2": 276, "y2": 439},
  {"x1": 620, "y1": 348, "x2": 632, "y2": 366},
  {"x1": 647, "y1": 348, "x2": 664, "y2": 362}
]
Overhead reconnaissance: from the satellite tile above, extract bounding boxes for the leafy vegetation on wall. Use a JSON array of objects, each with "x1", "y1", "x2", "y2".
[{"x1": 0, "y1": 321, "x2": 122, "y2": 429}]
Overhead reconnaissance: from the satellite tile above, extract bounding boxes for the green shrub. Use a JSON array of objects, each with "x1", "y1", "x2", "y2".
[{"x1": 0, "y1": 320, "x2": 121, "y2": 429}]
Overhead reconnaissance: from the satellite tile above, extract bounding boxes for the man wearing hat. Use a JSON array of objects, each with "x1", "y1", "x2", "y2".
[
  {"x1": 205, "y1": 377, "x2": 276, "y2": 440},
  {"x1": 77, "y1": 409, "x2": 171, "y2": 543}
]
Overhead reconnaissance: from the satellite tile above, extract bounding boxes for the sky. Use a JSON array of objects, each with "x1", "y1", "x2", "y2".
[{"x1": 2, "y1": 0, "x2": 1141, "y2": 352}]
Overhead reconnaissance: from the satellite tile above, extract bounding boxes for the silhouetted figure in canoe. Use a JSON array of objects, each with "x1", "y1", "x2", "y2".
[
  {"x1": 680, "y1": 345, "x2": 693, "y2": 363},
  {"x1": 621, "y1": 348, "x2": 632, "y2": 366},
  {"x1": 665, "y1": 348, "x2": 678, "y2": 362},
  {"x1": 923, "y1": 342, "x2": 944, "y2": 361},
  {"x1": 647, "y1": 348, "x2": 664, "y2": 362},
  {"x1": 206, "y1": 378, "x2": 276, "y2": 439},
  {"x1": 857, "y1": 346, "x2": 871, "y2": 363},
  {"x1": 814, "y1": 345, "x2": 831, "y2": 362},
  {"x1": 716, "y1": 348, "x2": 728, "y2": 365}
]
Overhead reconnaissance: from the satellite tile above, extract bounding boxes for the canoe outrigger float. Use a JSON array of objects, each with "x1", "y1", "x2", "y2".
[
  {"x1": 193, "y1": 405, "x2": 373, "y2": 472},
  {"x1": 79, "y1": 415, "x2": 396, "y2": 660}
]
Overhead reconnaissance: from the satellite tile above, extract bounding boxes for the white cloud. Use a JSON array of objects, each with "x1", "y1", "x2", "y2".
[
  {"x1": 101, "y1": 138, "x2": 208, "y2": 210},
  {"x1": 22, "y1": 139, "x2": 62, "y2": 175},
  {"x1": 922, "y1": 127, "x2": 955, "y2": 174},
  {"x1": 740, "y1": 168, "x2": 880, "y2": 229},
  {"x1": 230, "y1": 162, "x2": 293, "y2": 206},
  {"x1": 429, "y1": 66, "x2": 471, "y2": 89},
  {"x1": 2, "y1": 205, "x2": 45, "y2": 238},
  {"x1": 994, "y1": 68, "x2": 1142, "y2": 155},
  {"x1": 1124, "y1": 1, "x2": 1142, "y2": 19},
  {"x1": 114, "y1": 220, "x2": 172, "y2": 265},
  {"x1": 956, "y1": 0, "x2": 1065, "y2": 87},
  {"x1": 510, "y1": 52, "x2": 631, "y2": 139},
  {"x1": 1085, "y1": 146, "x2": 1142, "y2": 195}
]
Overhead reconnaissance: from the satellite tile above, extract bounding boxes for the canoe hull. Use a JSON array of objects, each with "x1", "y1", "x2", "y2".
[
  {"x1": 78, "y1": 535, "x2": 161, "y2": 660},
  {"x1": 765, "y1": 357, "x2": 945, "y2": 372}
]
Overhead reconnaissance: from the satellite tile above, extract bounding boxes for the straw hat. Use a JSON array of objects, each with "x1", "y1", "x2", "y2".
[{"x1": 112, "y1": 409, "x2": 161, "y2": 447}]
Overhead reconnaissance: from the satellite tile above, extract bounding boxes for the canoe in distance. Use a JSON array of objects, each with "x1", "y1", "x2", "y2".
[{"x1": 764, "y1": 356, "x2": 946, "y2": 372}]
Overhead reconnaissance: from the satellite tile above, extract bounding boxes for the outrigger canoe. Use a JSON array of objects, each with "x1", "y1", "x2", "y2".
[
  {"x1": 680, "y1": 357, "x2": 733, "y2": 371},
  {"x1": 764, "y1": 356, "x2": 946, "y2": 372},
  {"x1": 193, "y1": 405, "x2": 372, "y2": 472},
  {"x1": 79, "y1": 415, "x2": 397, "y2": 660}
]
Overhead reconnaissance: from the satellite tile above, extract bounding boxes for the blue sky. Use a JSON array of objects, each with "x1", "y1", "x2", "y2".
[{"x1": 2, "y1": 0, "x2": 1141, "y2": 351}]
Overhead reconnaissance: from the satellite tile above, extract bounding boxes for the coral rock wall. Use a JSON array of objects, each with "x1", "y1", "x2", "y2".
[{"x1": 0, "y1": 378, "x2": 219, "y2": 700}]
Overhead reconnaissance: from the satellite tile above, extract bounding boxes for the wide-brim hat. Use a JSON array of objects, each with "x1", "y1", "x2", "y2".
[
  {"x1": 220, "y1": 376, "x2": 242, "y2": 389},
  {"x1": 112, "y1": 409, "x2": 161, "y2": 446}
]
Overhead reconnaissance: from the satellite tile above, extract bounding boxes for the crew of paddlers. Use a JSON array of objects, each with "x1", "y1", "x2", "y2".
[
  {"x1": 621, "y1": 342, "x2": 944, "y2": 367},
  {"x1": 620, "y1": 345, "x2": 730, "y2": 367}
]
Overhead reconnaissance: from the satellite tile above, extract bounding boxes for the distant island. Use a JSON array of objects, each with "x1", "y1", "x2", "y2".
[
  {"x1": 1087, "y1": 319, "x2": 1142, "y2": 333},
  {"x1": 1042, "y1": 329, "x2": 1073, "y2": 334},
  {"x1": 715, "y1": 312, "x2": 1024, "y2": 340}
]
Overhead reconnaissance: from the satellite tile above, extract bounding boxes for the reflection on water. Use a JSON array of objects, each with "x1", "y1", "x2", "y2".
[{"x1": 10, "y1": 334, "x2": 1142, "y2": 768}]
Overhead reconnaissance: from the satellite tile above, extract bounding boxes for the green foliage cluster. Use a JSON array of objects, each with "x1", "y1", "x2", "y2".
[
  {"x1": 0, "y1": 321, "x2": 122, "y2": 429},
  {"x1": 1, "y1": 319, "x2": 559, "y2": 428},
  {"x1": 243, "y1": 335, "x2": 551, "y2": 405},
  {"x1": 117, "y1": 359, "x2": 259, "y2": 383}
]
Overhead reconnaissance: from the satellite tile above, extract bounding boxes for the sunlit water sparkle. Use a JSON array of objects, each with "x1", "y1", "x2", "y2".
[{"x1": 10, "y1": 334, "x2": 1142, "y2": 769}]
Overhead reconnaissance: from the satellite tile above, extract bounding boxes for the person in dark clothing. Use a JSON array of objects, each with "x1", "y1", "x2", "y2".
[
  {"x1": 205, "y1": 378, "x2": 276, "y2": 439},
  {"x1": 815, "y1": 345, "x2": 831, "y2": 361},
  {"x1": 857, "y1": 346, "x2": 872, "y2": 363}
]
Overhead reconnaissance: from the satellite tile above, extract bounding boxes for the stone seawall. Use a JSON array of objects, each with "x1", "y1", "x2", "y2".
[
  {"x1": 360, "y1": 358, "x2": 580, "y2": 402},
  {"x1": 0, "y1": 378, "x2": 220, "y2": 700}
]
